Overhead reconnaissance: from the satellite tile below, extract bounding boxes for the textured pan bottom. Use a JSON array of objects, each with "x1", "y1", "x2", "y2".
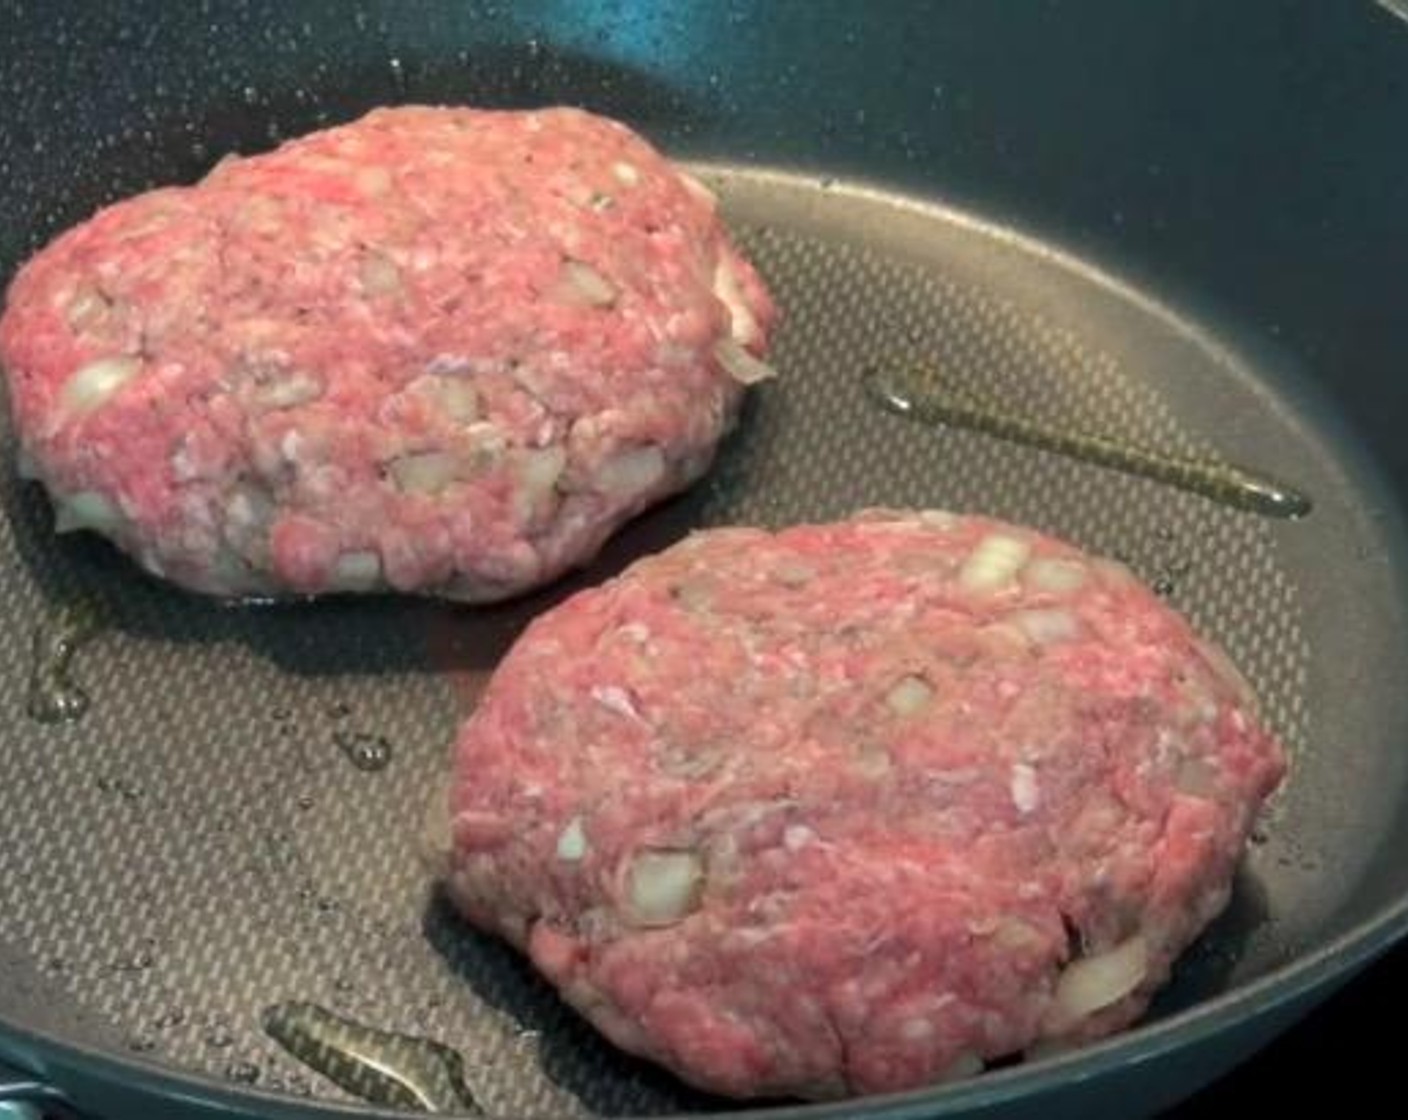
[{"x1": 1, "y1": 167, "x2": 1405, "y2": 1117}]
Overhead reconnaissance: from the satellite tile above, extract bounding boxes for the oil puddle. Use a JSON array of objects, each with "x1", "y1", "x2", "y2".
[
  {"x1": 863, "y1": 359, "x2": 1312, "y2": 520},
  {"x1": 26, "y1": 599, "x2": 107, "y2": 723},
  {"x1": 263, "y1": 1001, "x2": 480, "y2": 1113}
]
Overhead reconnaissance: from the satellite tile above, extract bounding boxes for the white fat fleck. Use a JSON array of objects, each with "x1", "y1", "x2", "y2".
[
  {"x1": 170, "y1": 442, "x2": 199, "y2": 482},
  {"x1": 1010, "y1": 763, "x2": 1040, "y2": 815},
  {"x1": 919, "y1": 509, "x2": 957, "y2": 529},
  {"x1": 611, "y1": 160, "x2": 640, "y2": 186},
  {"x1": 783, "y1": 824, "x2": 817, "y2": 852},
  {"x1": 616, "y1": 623, "x2": 651, "y2": 643},
  {"x1": 591, "y1": 685, "x2": 646, "y2": 724},
  {"x1": 958, "y1": 533, "x2": 1031, "y2": 592},
  {"x1": 279, "y1": 429, "x2": 305, "y2": 464},
  {"x1": 556, "y1": 816, "x2": 588, "y2": 862}
]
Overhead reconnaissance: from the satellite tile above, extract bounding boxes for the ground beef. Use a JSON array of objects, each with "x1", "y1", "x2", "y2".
[
  {"x1": 444, "y1": 510, "x2": 1286, "y2": 1099},
  {"x1": 0, "y1": 105, "x2": 774, "y2": 599}
]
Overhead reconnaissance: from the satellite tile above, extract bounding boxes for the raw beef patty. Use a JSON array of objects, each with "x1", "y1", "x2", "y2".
[
  {"x1": 0, "y1": 105, "x2": 774, "y2": 599},
  {"x1": 445, "y1": 510, "x2": 1286, "y2": 1098}
]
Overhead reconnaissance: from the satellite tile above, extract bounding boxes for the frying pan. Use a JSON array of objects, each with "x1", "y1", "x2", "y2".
[{"x1": 3, "y1": 1, "x2": 1408, "y2": 1117}]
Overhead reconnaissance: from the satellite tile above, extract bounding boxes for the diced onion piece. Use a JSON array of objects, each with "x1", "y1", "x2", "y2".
[
  {"x1": 557, "y1": 816, "x2": 588, "y2": 862},
  {"x1": 591, "y1": 684, "x2": 645, "y2": 723},
  {"x1": 389, "y1": 451, "x2": 463, "y2": 495},
  {"x1": 714, "y1": 339, "x2": 776, "y2": 386},
  {"x1": 1094, "y1": 558, "x2": 1140, "y2": 589},
  {"x1": 1175, "y1": 755, "x2": 1218, "y2": 797},
  {"x1": 886, "y1": 675, "x2": 934, "y2": 716},
  {"x1": 919, "y1": 509, "x2": 957, "y2": 529},
  {"x1": 52, "y1": 489, "x2": 119, "y2": 535},
  {"x1": 1193, "y1": 637, "x2": 1258, "y2": 711},
  {"x1": 427, "y1": 376, "x2": 479, "y2": 423},
  {"x1": 854, "y1": 744, "x2": 893, "y2": 779},
  {"x1": 942, "y1": 1053, "x2": 985, "y2": 1081},
  {"x1": 993, "y1": 917, "x2": 1044, "y2": 950},
  {"x1": 1010, "y1": 608, "x2": 1080, "y2": 645},
  {"x1": 596, "y1": 445, "x2": 665, "y2": 497},
  {"x1": 774, "y1": 562, "x2": 813, "y2": 588},
  {"x1": 66, "y1": 286, "x2": 110, "y2": 332},
  {"x1": 555, "y1": 259, "x2": 617, "y2": 307},
  {"x1": 1053, "y1": 935, "x2": 1149, "y2": 1020},
  {"x1": 678, "y1": 171, "x2": 717, "y2": 207},
  {"x1": 712, "y1": 257, "x2": 759, "y2": 345},
  {"x1": 1026, "y1": 557, "x2": 1088, "y2": 594},
  {"x1": 980, "y1": 622, "x2": 1033, "y2": 657},
  {"x1": 1010, "y1": 763, "x2": 1040, "y2": 814},
  {"x1": 61, "y1": 356, "x2": 140, "y2": 415},
  {"x1": 958, "y1": 533, "x2": 1031, "y2": 592},
  {"x1": 611, "y1": 161, "x2": 640, "y2": 186},
  {"x1": 516, "y1": 446, "x2": 567, "y2": 496},
  {"x1": 53, "y1": 490, "x2": 122, "y2": 534},
  {"x1": 255, "y1": 372, "x2": 324, "y2": 410},
  {"x1": 227, "y1": 483, "x2": 275, "y2": 533},
  {"x1": 360, "y1": 250, "x2": 402, "y2": 296},
  {"x1": 782, "y1": 824, "x2": 816, "y2": 851},
  {"x1": 627, "y1": 848, "x2": 703, "y2": 926},
  {"x1": 1025, "y1": 1037, "x2": 1072, "y2": 1062},
  {"x1": 333, "y1": 550, "x2": 381, "y2": 590}
]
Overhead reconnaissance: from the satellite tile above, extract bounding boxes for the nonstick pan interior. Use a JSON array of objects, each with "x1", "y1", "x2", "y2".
[{"x1": 3, "y1": 155, "x2": 1408, "y2": 1118}]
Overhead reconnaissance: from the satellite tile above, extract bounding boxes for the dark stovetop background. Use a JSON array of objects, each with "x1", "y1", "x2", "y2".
[{"x1": 1167, "y1": 941, "x2": 1404, "y2": 1115}]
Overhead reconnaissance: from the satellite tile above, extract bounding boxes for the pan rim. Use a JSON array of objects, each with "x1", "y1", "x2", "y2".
[{"x1": 3, "y1": 902, "x2": 1404, "y2": 1120}]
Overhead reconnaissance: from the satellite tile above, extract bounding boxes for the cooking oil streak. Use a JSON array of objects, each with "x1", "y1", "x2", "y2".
[
  {"x1": 863, "y1": 360, "x2": 1311, "y2": 519},
  {"x1": 262, "y1": 1001, "x2": 479, "y2": 1113},
  {"x1": 26, "y1": 601, "x2": 105, "y2": 723}
]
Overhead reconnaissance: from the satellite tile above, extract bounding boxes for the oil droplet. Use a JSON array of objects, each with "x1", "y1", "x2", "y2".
[
  {"x1": 204, "y1": 1027, "x2": 235, "y2": 1049},
  {"x1": 263, "y1": 1002, "x2": 480, "y2": 1113},
  {"x1": 334, "y1": 730, "x2": 393, "y2": 772},
  {"x1": 26, "y1": 601, "x2": 105, "y2": 724},
  {"x1": 225, "y1": 1060, "x2": 261, "y2": 1084},
  {"x1": 863, "y1": 359, "x2": 1313, "y2": 520}
]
